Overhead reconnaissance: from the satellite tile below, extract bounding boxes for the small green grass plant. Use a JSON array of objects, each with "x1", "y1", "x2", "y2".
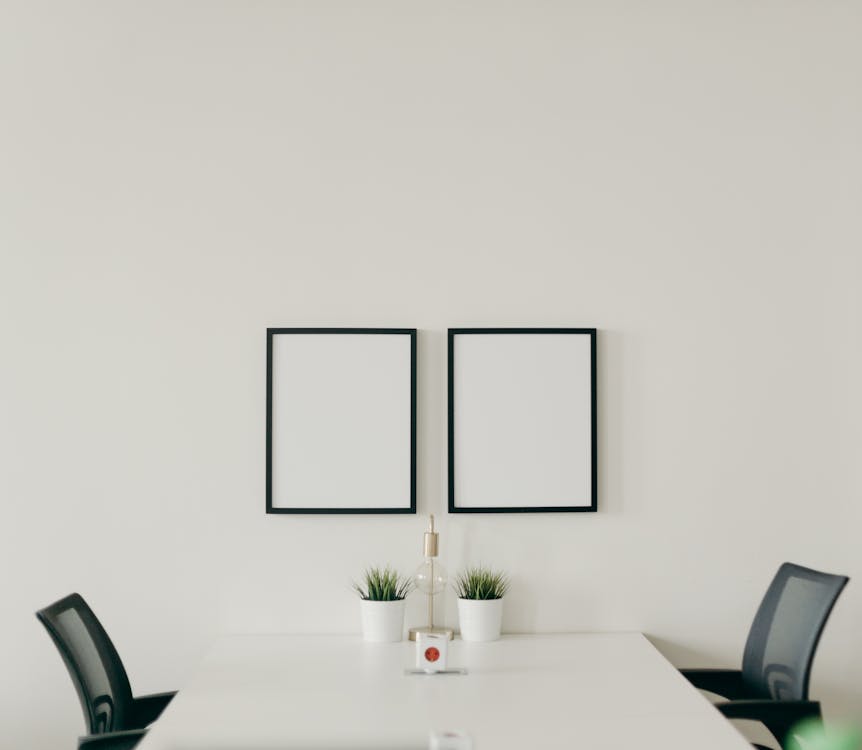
[
  {"x1": 454, "y1": 566, "x2": 510, "y2": 600},
  {"x1": 352, "y1": 566, "x2": 413, "y2": 601},
  {"x1": 788, "y1": 719, "x2": 862, "y2": 750}
]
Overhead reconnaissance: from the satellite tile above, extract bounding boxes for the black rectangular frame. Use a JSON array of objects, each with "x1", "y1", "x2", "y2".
[
  {"x1": 448, "y1": 327, "x2": 597, "y2": 514},
  {"x1": 266, "y1": 327, "x2": 417, "y2": 514}
]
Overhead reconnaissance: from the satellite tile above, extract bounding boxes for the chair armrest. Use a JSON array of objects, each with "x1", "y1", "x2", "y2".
[
  {"x1": 78, "y1": 729, "x2": 146, "y2": 750},
  {"x1": 129, "y1": 691, "x2": 177, "y2": 728},
  {"x1": 717, "y1": 699, "x2": 822, "y2": 747},
  {"x1": 680, "y1": 669, "x2": 750, "y2": 699}
]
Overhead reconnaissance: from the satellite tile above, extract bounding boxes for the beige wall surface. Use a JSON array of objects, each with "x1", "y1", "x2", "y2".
[{"x1": 1, "y1": 2, "x2": 860, "y2": 747}]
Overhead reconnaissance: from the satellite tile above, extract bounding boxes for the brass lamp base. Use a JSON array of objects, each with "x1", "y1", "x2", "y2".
[{"x1": 408, "y1": 626, "x2": 454, "y2": 641}]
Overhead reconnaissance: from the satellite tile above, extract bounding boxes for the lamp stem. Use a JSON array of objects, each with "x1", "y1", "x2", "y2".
[{"x1": 428, "y1": 557, "x2": 434, "y2": 628}]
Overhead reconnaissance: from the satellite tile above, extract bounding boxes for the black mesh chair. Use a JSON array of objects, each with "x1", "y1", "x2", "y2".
[
  {"x1": 681, "y1": 562, "x2": 849, "y2": 750},
  {"x1": 37, "y1": 593, "x2": 176, "y2": 750}
]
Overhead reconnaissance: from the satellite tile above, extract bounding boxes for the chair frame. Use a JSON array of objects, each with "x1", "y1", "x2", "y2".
[
  {"x1": 37, "y1": 593, "x2": 176, "y2": 750},
  {"x1": 681, "y1": 562, "x2": 849, "y2": 749}
]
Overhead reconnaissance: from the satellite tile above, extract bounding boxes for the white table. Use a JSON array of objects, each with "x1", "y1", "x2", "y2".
[{"x1": 138, "y1": 633, "x2": 751, "y2": 750}]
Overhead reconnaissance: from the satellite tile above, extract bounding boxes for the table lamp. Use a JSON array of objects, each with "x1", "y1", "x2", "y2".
[{"x1": 409, "y1": 515, "x2": 453, "y2": 641}]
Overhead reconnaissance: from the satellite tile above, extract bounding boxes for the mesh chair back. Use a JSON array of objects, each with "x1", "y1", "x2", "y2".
[
  {"x1": 37, "y1": 593, "x2": 134, "y2": 734},
  {"x1": 742, "y1": 563, "x2": 848, "y2": 701}
]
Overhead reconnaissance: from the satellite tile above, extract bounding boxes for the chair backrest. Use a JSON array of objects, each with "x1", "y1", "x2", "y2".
[
  {"x1": 741, "y1": 563, "x2": 848, "y2": 701},
  {"x1": 36, "y1": 593, "x2": 134, "y2": 734}
]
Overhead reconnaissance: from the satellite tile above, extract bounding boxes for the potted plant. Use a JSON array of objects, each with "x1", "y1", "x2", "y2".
[
  {"x1": 454, "y1": 566, "x2": 510, "y2": 642},
  {"x1": 788, "y1": 718, "x2": 862, "y2": 750},
  {"x1": 353, "y1": 566, "x2": 413, "y2": 642}
]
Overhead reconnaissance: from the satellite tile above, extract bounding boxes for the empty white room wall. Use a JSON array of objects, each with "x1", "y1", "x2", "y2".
[{"x1": 1, "y1": 2, "x2": 860, "y2": 747}]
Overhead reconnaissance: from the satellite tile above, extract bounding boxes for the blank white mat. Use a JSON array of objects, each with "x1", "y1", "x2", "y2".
[
  {"x1": 270, "y1": 332, "x2": 413, "y2": 510},
  {"x1": 451, "y1": 331, "x2": 594, "y2": 510}
]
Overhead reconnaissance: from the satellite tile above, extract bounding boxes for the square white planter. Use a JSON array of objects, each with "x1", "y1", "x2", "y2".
[
  {"x1": 457, "y1": 598, "x2": 503, "y2": 642},
  {"x1": 360, "y1": 599, "x2": 406, "y2": 642}
]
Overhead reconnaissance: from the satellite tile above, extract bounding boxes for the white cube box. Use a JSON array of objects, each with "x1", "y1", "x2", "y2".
[
  {"x1": 416, "y1": 632, "x2": 449, "y2": 673},
  {"x1": 429, "y1": 729, "x2": 473, "y2": 750}
]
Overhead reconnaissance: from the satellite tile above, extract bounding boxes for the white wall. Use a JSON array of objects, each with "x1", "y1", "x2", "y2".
[{"x1": 1, "y1": 2, "x2": 860, "y2": 747}]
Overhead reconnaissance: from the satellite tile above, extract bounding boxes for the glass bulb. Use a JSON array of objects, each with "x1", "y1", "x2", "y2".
[{"x1": 414, "y1": 558, "x2": 447, "y2": 596}]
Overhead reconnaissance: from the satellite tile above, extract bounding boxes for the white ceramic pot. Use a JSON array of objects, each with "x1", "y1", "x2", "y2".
[
  {"x1": 360, "y1": 599, "x2": 406, "y2": 642},
  {"x1": 457, "y1": 598, "x2": 504, "y2": 642}
]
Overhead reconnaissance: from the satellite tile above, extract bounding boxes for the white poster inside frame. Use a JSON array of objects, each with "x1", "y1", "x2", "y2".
[
  {"x1": 267, "y1": 328, "x2": 416, "y2": 514},
  {"x1": 448, "y1": 328, "x2": 597, "y2": 513}
]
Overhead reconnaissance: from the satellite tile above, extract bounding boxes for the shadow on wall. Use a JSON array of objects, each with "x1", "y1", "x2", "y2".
[
  {"x1": 646, "y1": 633, "x2": 727, "y2": 668},
  {"x1": 596, "y1": 328, "x2": 625, "y2": 516}
]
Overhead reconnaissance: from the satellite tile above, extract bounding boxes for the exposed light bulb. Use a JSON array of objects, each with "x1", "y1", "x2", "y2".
[
  {"x1": 408, "y1": 514, "x2": 454, "y2": 641},
  {"x1": 414, "y1": 558, "x2": 447, "y2": 596}
]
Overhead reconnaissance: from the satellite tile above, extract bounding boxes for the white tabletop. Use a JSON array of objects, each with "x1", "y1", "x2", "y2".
[{"x1": 138, "y1": 633, "x2": 751, "y2": 750}]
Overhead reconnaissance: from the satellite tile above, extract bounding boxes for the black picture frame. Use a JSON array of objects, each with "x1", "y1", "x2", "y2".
[
  {"x1": 266, "y1": 327, "x2": 417, "y2": 514},
  {"x1": 448, "y1": 328, "x2": 597, "y2": 514}
]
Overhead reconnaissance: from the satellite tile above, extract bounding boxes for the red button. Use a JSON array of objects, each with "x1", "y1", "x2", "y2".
[{"x1": 424, "y1": 647, "x2": 440, "y2": 662}]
